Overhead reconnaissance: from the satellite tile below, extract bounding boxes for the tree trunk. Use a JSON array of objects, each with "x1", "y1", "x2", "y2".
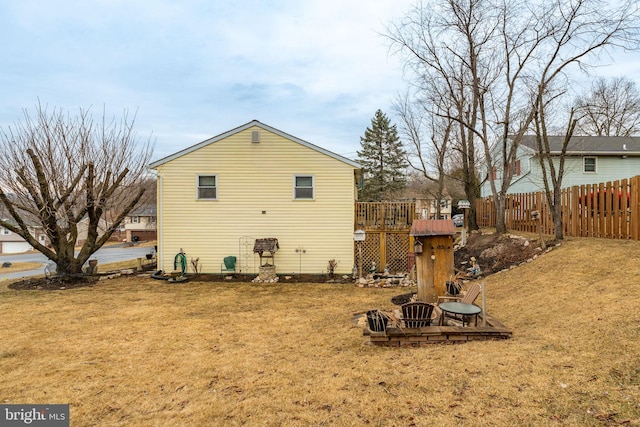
[
  {"x1": 494, "y1": 194, "x2": 507, "y2": 235},
  {"x1": 553, "y1": 188, "x2": 564, "y2": 240}
]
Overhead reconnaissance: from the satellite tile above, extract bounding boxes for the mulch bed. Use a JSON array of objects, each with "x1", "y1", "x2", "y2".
[{"x1": 9, "y1": 276, "x2": 100, "y2": 291}]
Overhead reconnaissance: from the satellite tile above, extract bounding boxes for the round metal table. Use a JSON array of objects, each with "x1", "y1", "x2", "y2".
[{"x1": 438, "y1": 302, "x2": 482, "y2": 326}]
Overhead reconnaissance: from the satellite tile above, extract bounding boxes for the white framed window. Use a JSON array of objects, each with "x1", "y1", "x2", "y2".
[
  {"x1": 0, "y1": 227, "x2": 9, "y2": 235},
  {"x1": 39, "y1": 234, "x2": 46, "y2": 243},
  {"x1": 294, "y1": 175, "x2": 314, "y2": 200},
  {"x1": 583, "y1": 157, "x2": 597, "y2": 173},
  {"x1": 197, "y1": 175, "x2": 217, "y2": 200},
  {"x1": 132, "y1": 216, "x2": 140, "y2": 223}
]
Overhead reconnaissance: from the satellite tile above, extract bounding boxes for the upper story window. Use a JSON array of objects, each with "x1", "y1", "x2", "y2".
[
  {"x1": 131, "y1": 216, "x2": 140, "y2": 223},
  {"x1": 509, "y1": 159, "x2": 521, "y2": 176},
  {"x1": 0, "y1": 227, "x2": 9, "y2": 235},
  {"x1": 294, "y1": 175, "x2": 314, "y2": 200},
  {"x1": 197, "y1": 175, "x2": 217, "y2": 200},
  {"x1": 583, "y1": 157, "x2": 597, "y2": 173}
]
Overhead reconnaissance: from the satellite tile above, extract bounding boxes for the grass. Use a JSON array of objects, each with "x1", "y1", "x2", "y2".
[
  {"x1": 0, "y1": 262, "x2": 43, "y2": 274},
  {"x1": 0, "y1": 237, "x2": 639, "y2": 426}
]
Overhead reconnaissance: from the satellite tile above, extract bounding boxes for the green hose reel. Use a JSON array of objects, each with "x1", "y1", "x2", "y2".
[{"x1": 174, "y1": 251, "x2": 187, "y2": 275}]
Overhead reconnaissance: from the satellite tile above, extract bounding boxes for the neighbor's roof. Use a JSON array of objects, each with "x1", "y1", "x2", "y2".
[
  {"x1": 148, "y1": 120, "x2": 361, "y2": 169},
  {"x1": 128, "y1": 204, "x2": 157, "y2": 217},
  {"x1": 519, "y1": 135, "x2": 640, "y2": 155},
  {"x1": 410, "y1": 219, "x2": 457, "y2": 237}
]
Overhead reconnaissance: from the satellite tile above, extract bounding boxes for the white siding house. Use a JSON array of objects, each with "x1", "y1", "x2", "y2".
[{"x1": 481, "y1": 135, "x2": 640, "y2": 196}]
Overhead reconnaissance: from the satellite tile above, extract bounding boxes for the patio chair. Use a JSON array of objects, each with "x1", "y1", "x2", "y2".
[
  {"x1": 401, "y1": 302, "x2": 435, "y2": 328},
  {"x1": 436, "y1": 282, "x2": 484, "y2": 325},
  {"x1": 437, "y1": 281, "x2": 482, "y2": 305},
  {"x1": 221, "y1": 256, "x2": 237, "y2": 274}
]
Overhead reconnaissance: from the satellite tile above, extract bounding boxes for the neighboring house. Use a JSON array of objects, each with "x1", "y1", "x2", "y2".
[
  {"x1": 149, "y1": 120, "x2": 361, "y2": 275},
  {"x1": 480, "y1": 135, "x2": 640, "y2": 197},
  {"x1": 0, "y1": 219, "x2": 48, "y2": 254},
  {"x1": 416, "y1": 192, "x2": 454, "y2": 220},
  {"x1": 75, "y1": 216, "x2": 113, "y2": 246},
  {"x1": 123, "y1": 204, "x2": 157, "y2": 242}
]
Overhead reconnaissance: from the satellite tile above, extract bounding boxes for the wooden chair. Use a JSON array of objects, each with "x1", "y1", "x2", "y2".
[
  {"x1": 401, "y1": 302, "x2": 435, "y2": 328},
  {"x1": 436, "y1": 282, "x2": 484, "y2": 325},
  {"x1": 221, "y1": 256, "x2": 237, "y2": 274},
  {"x1": 437, "y1": 282, "x2": 482, "y2": 305}
]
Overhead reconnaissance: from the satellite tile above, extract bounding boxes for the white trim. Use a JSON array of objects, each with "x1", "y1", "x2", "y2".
[
  {"x1": 293, "y1": 174, "x2": 314, "y2": 200},
  {"x1": 157, "y1": 174, "x2": 163, "y2": 269},
  {"x1": 583, "y1": 156, "x2": 597, "y2": 173},
  {"x1": 196, "y1": 174, "x2": 218, "y2": 200}
]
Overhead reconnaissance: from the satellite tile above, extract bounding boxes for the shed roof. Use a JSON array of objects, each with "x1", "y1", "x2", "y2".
[
  {"x1": 253, "y1": 238, "x2": 279, "y2": 254},
  {"x1": 410, "y1": 219, "x2": 456, "y2": 237}
]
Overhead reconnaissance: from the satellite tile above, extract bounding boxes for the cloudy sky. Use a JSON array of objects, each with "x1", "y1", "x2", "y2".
[
  {"x1": 0, "y1": 0, "x2": 418, "y2": 162},
  {"x1": 1, "y1": 1, "x2": 638, "y2": 164}
]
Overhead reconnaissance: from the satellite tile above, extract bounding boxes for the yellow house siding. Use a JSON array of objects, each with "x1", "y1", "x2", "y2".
[{"x1": 154, "y1": 125, "x2": 358, "y2": 275}]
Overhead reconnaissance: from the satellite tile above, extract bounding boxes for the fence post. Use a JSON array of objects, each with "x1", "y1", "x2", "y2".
[{"x1": 631, "y1": 176, "x2": 640, "y2": 240}]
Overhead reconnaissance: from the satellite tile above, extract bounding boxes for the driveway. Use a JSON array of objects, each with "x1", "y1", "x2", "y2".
[{"x1": 0, "y1": 246, "x2": 153, "y2": 280}]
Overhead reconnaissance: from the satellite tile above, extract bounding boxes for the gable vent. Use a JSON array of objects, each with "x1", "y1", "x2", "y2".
[{"x1": 251, "y1": 130, "x2": 260, "y2": 143}]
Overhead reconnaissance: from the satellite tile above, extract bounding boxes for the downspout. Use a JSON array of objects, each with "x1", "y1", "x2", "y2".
[{"x1": 157, "y1": 172, "x2": 163, "y2": 271}]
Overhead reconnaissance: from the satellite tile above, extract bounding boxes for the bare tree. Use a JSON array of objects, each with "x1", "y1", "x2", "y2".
[
  {"x1": 393, "y1": 91, "x2": 454, "y2": 219},
  {"x1": 0, "y1": 103, "x2": 154, "y2": 276},
  {"x1": 534, "y1": 107, "x2": 578, "y2": 240},
  {"x1": 388, "y1": 0, "x2": 639, "y2": 235},
  {"x1": 574, "y1": 76, "x2": 640, "y2": 137},
  {"x1": 386, "y1": 0, "x2": 498, "y2": 231}
]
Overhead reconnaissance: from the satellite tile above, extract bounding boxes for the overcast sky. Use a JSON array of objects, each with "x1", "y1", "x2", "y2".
[
  {"x1": 0, "y1": 0, "x2": 418, "y2": 162},
  {"x1": 1, "y1": 0, "x2": 638, "y2": 164}
]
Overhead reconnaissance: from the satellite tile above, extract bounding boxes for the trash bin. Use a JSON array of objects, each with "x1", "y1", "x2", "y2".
[{"x1": 132, "y1": 236, "x2": 139, "y2": 243}]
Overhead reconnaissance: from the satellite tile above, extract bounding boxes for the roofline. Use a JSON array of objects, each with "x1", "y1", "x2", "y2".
[
  {"x1": 148, "y1": 120, "x2": 361, "y2": 169},
  {"x1": 536, "y1": 151, "x2": 640, "y2": 156}
]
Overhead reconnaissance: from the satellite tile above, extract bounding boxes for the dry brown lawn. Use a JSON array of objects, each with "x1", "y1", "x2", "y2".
[
  {"x1": 0, "y1": 262, "x2": 43, "y2": 274},
  {"x1": 1, "y1": 237, "x2": 639, "y2": 426}
]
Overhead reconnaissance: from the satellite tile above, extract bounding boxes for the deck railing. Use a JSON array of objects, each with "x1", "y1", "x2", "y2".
[{"x1": 355, "y1": 201, "x2": 416, "y2": 231}]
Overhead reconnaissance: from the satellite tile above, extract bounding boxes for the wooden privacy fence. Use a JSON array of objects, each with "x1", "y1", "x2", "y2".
[
  {"x1": 355, "y1": 202, "x2": 415, "y2": 273},
  {"x1": 476, "y1": 176, "x2": 640, "y2": 239}
]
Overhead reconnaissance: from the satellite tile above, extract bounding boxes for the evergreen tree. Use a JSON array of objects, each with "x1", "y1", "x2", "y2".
[{"x1": 357, "y1": 110, "x2": 407, "y2": 201}]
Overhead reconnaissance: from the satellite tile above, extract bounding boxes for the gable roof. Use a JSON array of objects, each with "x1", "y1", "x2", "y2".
[
  {"x1": 519, "y1": 135, "x2": 640, "y2": 155},
  {"x1": 128, "y1": 204, "x2": 157, "y2": 217},
  {"x1": 410, "y1": 219, "x2": 456, "y2": 237},
  {"x1": 148, "y1": 120, "x2": 361, "y2": 169}
]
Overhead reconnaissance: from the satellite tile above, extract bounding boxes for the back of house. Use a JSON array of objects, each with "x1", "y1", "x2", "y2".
[{"x1": 149, "y1": 120, "x2": 361, "y2": 277}]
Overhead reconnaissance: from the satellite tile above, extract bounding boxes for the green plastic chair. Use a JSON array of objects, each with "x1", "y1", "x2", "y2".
[{"x1": 221, "y1": 256, "x2": 237, "y2": 274}]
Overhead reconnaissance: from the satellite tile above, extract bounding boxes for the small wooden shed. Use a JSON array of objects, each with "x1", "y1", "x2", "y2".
[{"x1": 410, "y1": 219, "x2": 456, "y2": 302}]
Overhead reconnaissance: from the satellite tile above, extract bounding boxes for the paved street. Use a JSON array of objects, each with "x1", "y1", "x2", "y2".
[{"x1": 0, "y1": 246, "x2": 154, "y2": 280}]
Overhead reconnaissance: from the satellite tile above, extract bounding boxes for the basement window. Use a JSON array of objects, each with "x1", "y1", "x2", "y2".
[
  {"x1": 294, "y1": 175, "x2": 314, "y2": 200},
  {"x1": 197, "y1": 175, "x2": 217, "y2": 200}
]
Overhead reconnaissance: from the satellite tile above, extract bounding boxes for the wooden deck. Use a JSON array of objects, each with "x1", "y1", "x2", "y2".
[{"x1": 362, "y1": 312, "x2": 512, "y2": 346}]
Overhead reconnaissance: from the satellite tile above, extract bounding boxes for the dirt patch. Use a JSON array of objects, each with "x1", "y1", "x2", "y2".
[
  {"x1": 8, "y1": 272, "x2": 346, "y2": 291},
  {"x1": 9, "y1": 275, "x2": 100, "y2": 291},
  {"x1": 194, "y1": 273, "x2": 350, "y2": 284},
  {"x1": 454, "y1": 231, "x2": 549, "y2": 277}
]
